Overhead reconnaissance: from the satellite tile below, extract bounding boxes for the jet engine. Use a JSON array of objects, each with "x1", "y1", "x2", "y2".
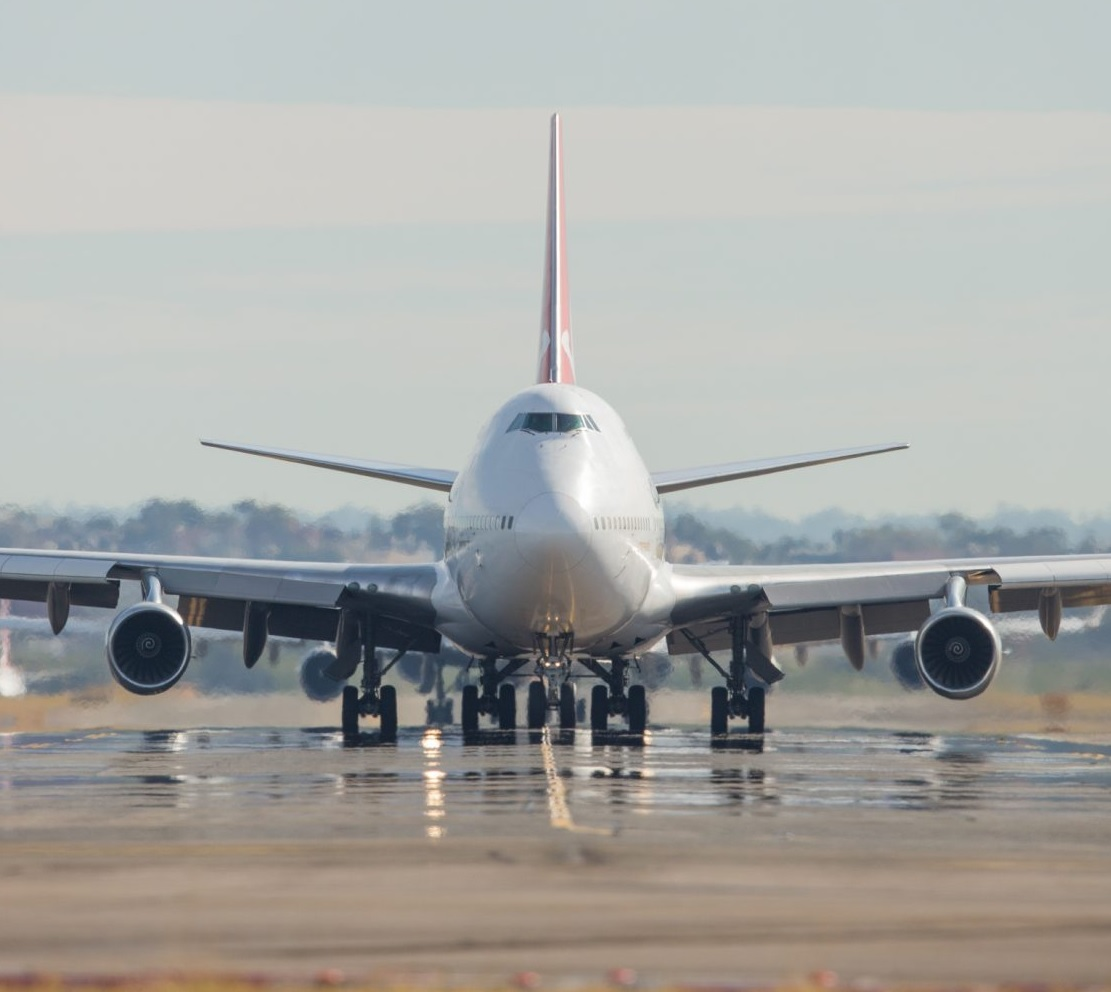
[
  {"x1": 299, "y1": 648, "x2": 346, "y2": 702},
  {"x1": 914, "y1": 608, "x2": 1001, "y2": 700},
  {"x1": 107, "y1": 603, "x2": 192, "y2": 695}
]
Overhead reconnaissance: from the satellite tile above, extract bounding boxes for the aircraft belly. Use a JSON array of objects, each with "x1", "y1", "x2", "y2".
[{"x1": 458, "y1": 539, "x2": 649, "y2": 655}]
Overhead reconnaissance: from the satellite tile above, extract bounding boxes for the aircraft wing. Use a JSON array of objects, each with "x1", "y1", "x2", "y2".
[
  {"x1": 651, "y1": 442, "x2": 907, "y2": 494},
  {"x1": 666, "y1": 554, "x2": 1111, "y2": 670},
  {"x1": 0, "y1": 548, "x2": 445, "y2": 652},
  {"x1": 201, "y1": 439, "x2": 457, "y2": 493}
]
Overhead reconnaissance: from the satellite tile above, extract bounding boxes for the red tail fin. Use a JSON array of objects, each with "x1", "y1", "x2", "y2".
[{"x1": 537, "y1": 113, "x2": 575, "y2": 385}]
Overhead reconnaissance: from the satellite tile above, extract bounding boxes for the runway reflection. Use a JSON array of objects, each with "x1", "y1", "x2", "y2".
[{"x1": 3, "y1": 725, "x2": 1110, "y2": 841}]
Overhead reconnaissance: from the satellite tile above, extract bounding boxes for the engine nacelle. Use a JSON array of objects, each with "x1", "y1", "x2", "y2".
[
  {"x1": 914, "y1": 607, "x2": 1001, "y2": 700},
  {"x1": 107, "y1": 603, "x2": 192, "y2": 695},
  {"x1": 299, "y1": 648, "x2": 345, "y2": 702}
]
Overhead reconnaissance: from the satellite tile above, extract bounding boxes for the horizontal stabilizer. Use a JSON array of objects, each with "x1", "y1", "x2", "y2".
[
  {"x1": 651, "y1": 442, "x2": 908, "y2": 494},
  {"x1": 201, "y1": 439, "x2": 457, "y2": 493}
]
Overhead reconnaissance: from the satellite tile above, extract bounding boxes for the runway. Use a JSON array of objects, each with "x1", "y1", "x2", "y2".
[
  {"x1": 2, "y1": 718, "x2": 1111, "y2": 984},
  {"x1": 4, "y1": 724, "x2": 1111, "y2": 838}
]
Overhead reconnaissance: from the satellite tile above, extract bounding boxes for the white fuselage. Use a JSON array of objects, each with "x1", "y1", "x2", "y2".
[{"x1": 432, "y1": 383, "x2": 674, "y2": 659}]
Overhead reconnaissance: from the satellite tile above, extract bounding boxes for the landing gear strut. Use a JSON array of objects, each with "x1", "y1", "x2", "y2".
[
  {"x1": 682, "y1": 618, "x2": 769, "y2": 738},
  {"x1": 341, "y1": 616, "x2": 403, "y2": 743}
]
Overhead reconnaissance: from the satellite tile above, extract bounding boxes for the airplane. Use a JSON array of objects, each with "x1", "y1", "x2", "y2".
[{"x1": 3, "y1": 112, "x2": 1110, "y2": 742}]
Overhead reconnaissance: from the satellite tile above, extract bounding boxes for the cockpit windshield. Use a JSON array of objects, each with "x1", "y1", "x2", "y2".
[{"x1": 507, "y1": 412, "x2": 600, "y2": 434}]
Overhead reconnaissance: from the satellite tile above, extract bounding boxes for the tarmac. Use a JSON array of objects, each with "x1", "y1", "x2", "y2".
[{"x1": 1, "y1": 692, "x2": 1110, "y2": 986}]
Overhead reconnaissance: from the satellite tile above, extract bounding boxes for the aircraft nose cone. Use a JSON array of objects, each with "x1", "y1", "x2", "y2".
[{"x1": 514, "y1": 491, "x2": 593, "y2": 572}]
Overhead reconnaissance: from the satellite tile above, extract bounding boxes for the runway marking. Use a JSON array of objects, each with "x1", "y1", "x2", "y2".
[{"x1": 539, "y1": 726, "x2": 611, "y2": 836}]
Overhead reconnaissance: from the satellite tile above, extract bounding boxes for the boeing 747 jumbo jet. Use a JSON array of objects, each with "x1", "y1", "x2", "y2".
[{"x1": 2, "y1": 114, "x2": 1109, "y2": 741}]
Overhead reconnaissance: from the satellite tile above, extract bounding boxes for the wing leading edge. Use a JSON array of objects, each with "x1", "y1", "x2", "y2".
[
  {"x1": 201, "y1": 439, "x2": 457, "y2": 493},
  {"x1": 651, "y1": 442, "x2": 908, "y2": 494}
]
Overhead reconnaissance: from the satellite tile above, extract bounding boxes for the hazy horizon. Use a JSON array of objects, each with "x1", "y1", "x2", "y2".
[{"x1": 3, "y1": 3, "x2": 1108, "y2": 519}]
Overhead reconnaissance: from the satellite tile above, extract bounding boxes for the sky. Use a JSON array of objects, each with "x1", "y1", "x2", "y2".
[{"x1": 1, "y1": 1, "x2": 1109, "y2": 523}]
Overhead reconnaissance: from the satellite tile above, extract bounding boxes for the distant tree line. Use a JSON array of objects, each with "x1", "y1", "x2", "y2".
[
  {"x1": 0, "y1": 501, "x2": 446, "y2": 563},
  {"x1": 1, "y1": 500, "x2": 1105, "y2": 565},
  {"x1": 665, "y1": 510, "x2": 1107, "y2": 565}
]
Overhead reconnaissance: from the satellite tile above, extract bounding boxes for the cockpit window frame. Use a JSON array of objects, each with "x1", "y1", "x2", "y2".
[{"x1": 506, "y1": 411, "x2": 600, "y2": 435}]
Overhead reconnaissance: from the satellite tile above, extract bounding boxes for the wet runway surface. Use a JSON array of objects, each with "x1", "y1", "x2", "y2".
[
  {"x1": 4, "y1": 725, "x2": 1111, "y2": 839},
  {"x1": 3, "y1": 723, "x2": 1111, "y2": 982}
]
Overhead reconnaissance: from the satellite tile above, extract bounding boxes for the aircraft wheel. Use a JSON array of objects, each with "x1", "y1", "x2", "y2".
[
  {"x1": 710, "y1": 685, "x2": 729, "y2": 736},
  {"x1": 747, "y1": 686, "x2": 766, "y2": 735},
  {"x1": 627, "y1": 684, "x2": 647, "y2": 735},
  {"x1": 462, "y1": 685, "x2": 479, "y2": 734},
  {"x1": 341, "y1": 685, "x2": 360, "y2": 739},
  {"x1": 559, "y1": 682, "x2": 576, "y2": 729},
  {"x1": 498, "y1": 682, "x2": 517, "y2": 730},
  {"x1": 379, "y1": 684, "x2": 398, "y2": 743},
  {"x1": 591, "y1": 684, "x2": 609, "y2": 732},
  {"x1": 527, "y1": 681, "x2": 547, "y2": 729}
]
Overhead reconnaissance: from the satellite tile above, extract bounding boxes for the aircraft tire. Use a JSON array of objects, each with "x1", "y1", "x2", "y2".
[
  {"x1": 747, "y1": 686, "x2": 766, "y2": 735},
  {"x1": 498, "y1": 682, "x2": 517, "y2": 729},
  {"x1": 341, "y1": 685, "x2": 360, "y2": 740},
  {"x1": 462, "y1": 685, "x2": 479, "y2": 734},
  {"x1": 559, "y1": 682, "x2": 576, "y2": 729},
  {"x1": 379, "y1": 685, "x2": 398, "y2": 743},
  {"x1": 527, "y1": 681, "x2": 547, "y2": 729},
  {"x1": 710, "y1": 686, "x2": 729, "y2": 736},
  {"x1": 628, "y1": 684, "x2": 647, "y2": 735},
  {"x1": 591, "y1": 684, "x2": 609, "y2": 732}
]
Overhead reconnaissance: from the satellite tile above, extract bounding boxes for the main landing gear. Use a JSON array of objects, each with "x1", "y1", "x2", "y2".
[
  {"x1": 580, "y1": 657, "x2": 648, "y2": 735},
  {"x1": 460, "y1": 657, "x2": 532, "y2": 733},
  {"x1": 679, "y1": 618, "x2": 771, "y2": 739},
  {"x1": 340, "y1": 617, "x2": 406, "y2": 744},
  {"x1": 459, "y1": 650, "x2": 647, "y2": 735}
]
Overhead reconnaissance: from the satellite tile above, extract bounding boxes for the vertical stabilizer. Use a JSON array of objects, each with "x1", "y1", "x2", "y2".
[{"x1": 537, "y1": 113, "x2": 575, "y2": 385}]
